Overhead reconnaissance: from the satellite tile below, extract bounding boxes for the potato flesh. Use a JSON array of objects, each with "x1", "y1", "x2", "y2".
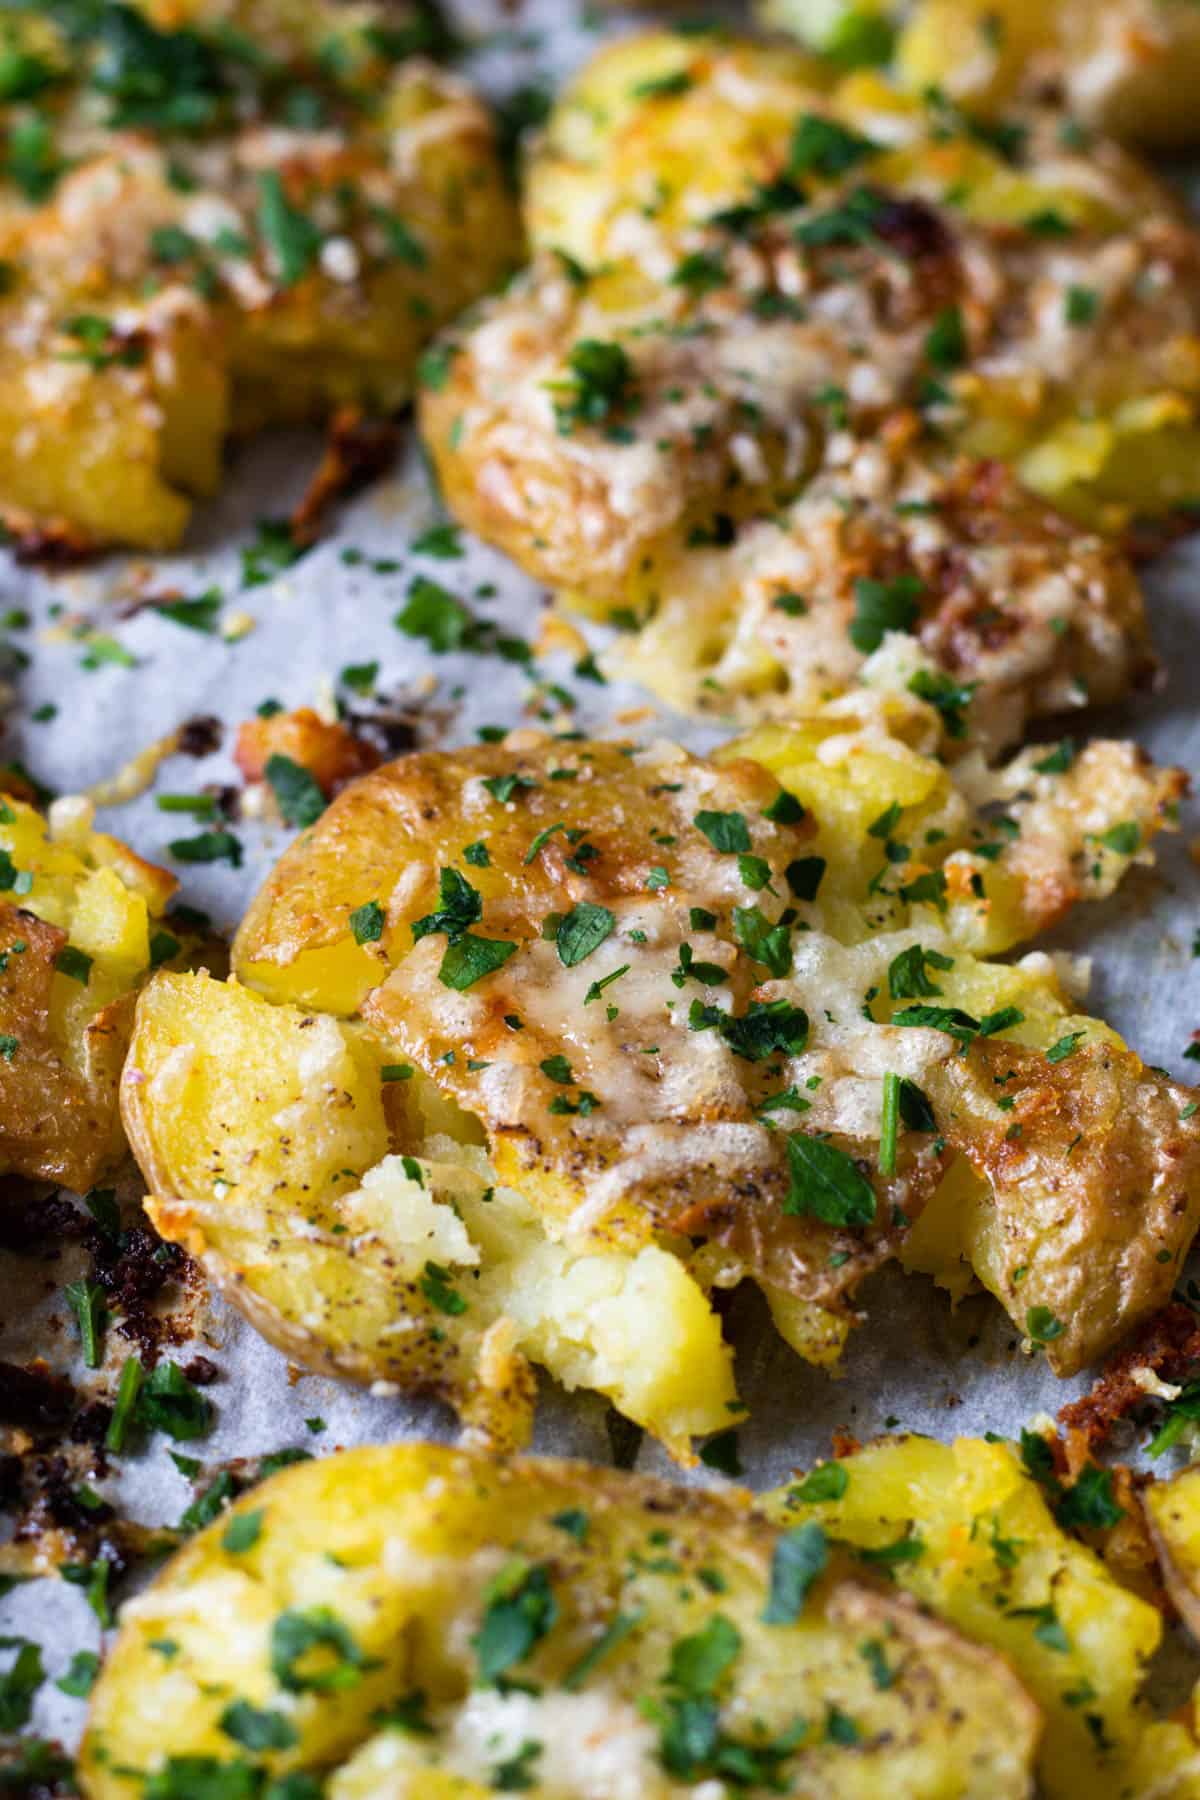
[
  {"x1": 765, "y1": 1434, "x2": 1200, "y2": 1798},
  {"x1": 122, "y1": 971, "x2": 736, "y2": 1457},
  {"x1": 0, "y1": 794, "x2": 175, "y2": 1187},
  {"x1": 80, "y1": 1442, "x2": 1041, "y2": 1800},
  {"x1": 734, "y1": 711, "x2": 1184, "y2": 957}
]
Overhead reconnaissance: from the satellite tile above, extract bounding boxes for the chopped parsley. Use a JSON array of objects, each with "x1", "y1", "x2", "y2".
[
  {"x1": 265, "y1": 754, "x2": 325, "y2": 829},
  {"x1": 64, "y1": 1279, "x2": 107, "y2": 1368},
  {"x1": 270, "y1": 1608, "x2": 369, "y2": 1693},
  {"x1": 555, "y1": 901, "x2": 615, "y2": 967},
  {"x1": 168, "y1": 830, "x2": 242, "y2": 867},
  {"x1": 350, "y1": 900, "x2": 385, "y2": 944},
  {"x1": 256, "y1": 169, "x2": 322, "y2": 287},
  {"x1": 689, "y1": 997, "x2": 809, "y2": 1061},
  {"x1": 474, "y1": 1560, "x2": 557, "y2": 1684},
  {"x1": 923, "y1": 304, "x2": 967, "y2": 370},
  {"x1": 55, "y1": 946, "x2": 92, "y2": 985},
  {"x1": 784, "y1": 1134, "x2": 876, "y2": 1228},
  {"x1": 137, "y1": 1362, "x2": 213, "y2": 1441},
  {"x1": 849, "y1": 574, "x2": 922, "y2": 653},
  {"x1": 420, "y1": 1262, "x2": 467, "y2": 1315},
  {"x1": 1065, "y1": 285, "x2": 1098, "y2": 327},
  {"x1": 550, "y1": 339, "x2": 638, "y2": 436},
  {"x1": 790, "y1": 1462, "x2": 849, "y2": 1504},
  {"x1": 1025, "y1": 1306, "x2": 1065, "y2": 1345},
  {"x1": 785, "y1": 856, "x2": 826, "y2": 901},
  {"x1": 887, "y1": 943, "x2": 954, "y2": 999},
  {"x1": 222, "y1": 1509, "x2": 264, "y2": 1554},
  {"x1": 395, "y1": 576, "x2": 472, "y2": 652},
  {"x1": 907, "y1": 669, "x2": 976, "y2": 738},
  {"x1": 789, "y1": 113, "x2": 878, "y2": 178},
  {"x1": 763, "y1": 1523, "x2": 828, "y2": 1624},
  {"x1": 732, "y1": 905, "x2": 792, "y2": 978},
  {"x1": 693, "y1": 810, "x2": 750, "y2": 853}
]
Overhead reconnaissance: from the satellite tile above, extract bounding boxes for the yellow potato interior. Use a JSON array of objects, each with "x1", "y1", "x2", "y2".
[
  {"x1": 123, "y1": 971, "x2": 736, "y2": 1458},
  {"x1": 764, "y1": 1434, "x2": 1200, "y2": 1799}
]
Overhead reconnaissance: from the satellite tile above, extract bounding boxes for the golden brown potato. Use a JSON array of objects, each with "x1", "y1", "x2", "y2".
[
  {"x1": 80, "y1": 1441, "x2": 1043, "y2": 1800},
  {"x1": 421, "y1": 32, "x2": 1200, "y2": 742},
  {"x1": 0, "y1": 790, "x2": 176, "y2": 1190},
  {"x1": 760, "y1": 0, "x2": 1200, "y2": 150},
  {"x1": 918, "y1": 1038, "x2": 1200, "y2": 1374},
  {"x1": 234, "y1": 707, "x2": 380, "y2": 800},
  {"x1": 765, "y1": 1434, "x2": 1200, "y2": 1798},
  {"x1": 0, "y1": 3, "x2": 520, "y2": 551},
  {"x1": 118, "y1": 707, "x2": 1198, "y2": 1455}
]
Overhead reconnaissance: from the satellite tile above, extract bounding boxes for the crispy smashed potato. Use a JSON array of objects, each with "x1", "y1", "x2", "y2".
[
  {"x1": 120, "y1": 701, "x2": 1198, "y2": 1457},
  {"x1": 759, "y1": 0, "x2": 1200, "y2": 149},
  {"x1": 123, "y1": 969, "x2": 736, "y2": 1456},
  {"x1": 234, "y1": 707, "x2": 380, "y2": 800},
  {"x1": 766, "y1": 1434, "x2": 1200, "y2": 1798},
  {"x1": 422, "y1": 31, "x2": 1200, "y2": 741},
  {"x1": 0, "y1": 1, "x2": 519, "y2": 551},
  {"x1": 80, "y1": 1441, "x2": 1043, "y2": 1799},
  {"x1": 0, "y1": 789, "x2": 176, "y2": 1190}
]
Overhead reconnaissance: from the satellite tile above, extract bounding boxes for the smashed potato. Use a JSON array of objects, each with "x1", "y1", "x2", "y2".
[
  {"x1": 422, "y1": 30, "x2": 1200, "y2": 740},
  {"x1": 0, "y1": 1, "x2": 519, "y2": 551},
  {"x1": 120, "y1": 699, "x2": 1199, "y2": 1456},
  {"x1": 80, "y1": 1441, "x2": 1042, "y2": 1799},
  {"x1": 0, "y1": 789, "x2": 176, "y2": 1190},
  {"x1": 766, "y1": 1433, "x2": 1200, "y2": 1798},
  {"x1": 759, "y1": 0, "x2": 1200, "y2": 149}
]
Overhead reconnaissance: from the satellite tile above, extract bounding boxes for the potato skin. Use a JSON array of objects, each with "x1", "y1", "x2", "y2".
[
  {"x1": 923, "y1": 1038, "x2": 1200, "y2": 1375},
  {"x1": 0, "y1": 909, "x2": 131, "y2": 1190},
  {"x1": 80, "y1": 1441, "x2": 1041, "y2": 1800},
  {"x1": 0, "y1": 794, "x2": 176, "y2": 1189},
  {"x1": 1144, "y1": 1464, "x2": 1200, "y2": 1645}
]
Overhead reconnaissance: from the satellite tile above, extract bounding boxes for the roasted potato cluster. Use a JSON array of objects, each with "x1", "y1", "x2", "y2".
[
  {"x1": 79, "y1": 1435, "x2": 1200, "y2": 1799},
  {"x1": 0, "y1": 0, "x2": 519, "y2": 551},
  {"x1": 421, "y1": 30, "x2": 1200, "y2": 740},
  {"x1": 119, "y1": 699, "x2": 1198, "y2": 1458},
  {"x1": 758, "y1": 0, "x2": 1200, "y2": 149},
  {"x1": 0, "y1": 787, "x2": 176, "y2": 1191}
]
